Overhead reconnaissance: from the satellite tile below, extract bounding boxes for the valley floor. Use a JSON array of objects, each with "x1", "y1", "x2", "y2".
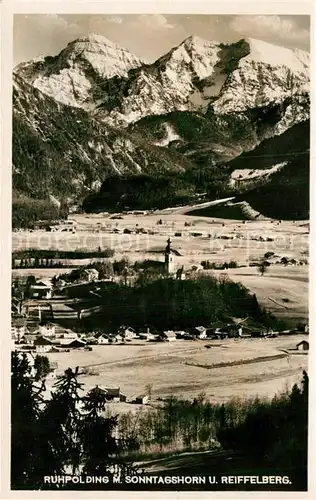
[
  {"x1": 13, "y1": 212, "x2": 309, "y2": 403},
  {"x1": 44, "y1": 336, "x2": 308, "y2": 404}
]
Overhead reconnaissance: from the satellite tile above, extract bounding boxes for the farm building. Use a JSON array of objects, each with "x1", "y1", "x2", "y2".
[
  {"x1": 34, "y1": 336, "x2": 53, "y2": 352},
  {"x1": 97, "y1": 335, "x2": 110, "y2": 344},
  {"x1": 59, "y1": 219, "x2": 77, "y2": 231},
  {"x1": 84, "y1": 336, "x2": 98, "y2": 345},
  {"x1": 11, "y1": 317, "x2": 27, "y2": 341},
  {"x1": 38, "y1": 322, "x2": 56, "y2": 337},
  {"x1": 118, "y1": 326, "x2": 137, "y2": 339},
  {"x1": 175, "y1": 331, "x2": 186, "y2": 339},
  {"x1": 22, "y1": 334, "x2": 38, "y2": 346},
  {"x1": 105, "y1": 388, "x2": 119, "y2": 400},
  {"x1": 114, "y1": 334, "x2": 124, "y2": 343},
  {"x1": 103, "y1": 387, "x2": 126, "y2": 402},
  {"x1": 30, "y1": 280, "x2": 53, "y2": 299},
  {"x1": 34, "y1": 335, "x2": 53, "y2": 346},
  {"x1": 296, "y1": 340, "x2": 309, "y2": 351},
  {"x1": 214, "y1": 327, "x2": 229, "y2": 339},
  {"x1": 137, "y1": 333, "x2": 149, "y2": 340},
  {"x1": 137, "y1": 328, "x2": 157, "y2": 341},
  {"x1": 82, "y1": 268, "x2": 99, "y2": 282},
  {"x1": 226, "y1": 324, "x2": 243, "y2": 337},
  {"x1": 161, "y1": 331, "x2": 177, "y2": 341},
  {"x1": 135, "y1": 395, "x2": 150, "y2": 405},
  {"x1": 60, "y1": 331, "x2": 78, "y2": 340},
  {"x1": 193, "y1": 326, "x2": 207, "y2": 339},
  {"x1": 64, "y1": 339, "x2": 86, "y2": 348},
  {"x1": 145, "y1": 332, "x2": 158, "y2": 341}
]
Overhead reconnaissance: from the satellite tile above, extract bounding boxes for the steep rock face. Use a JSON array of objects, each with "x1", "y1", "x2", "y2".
[
  {"x1": 97, "y1": 36, "x2": 309, "y2": 127},
  {"x1": 15, "y1": 34, "x2": 144, "y2": 110},
  {"x1": 213, "y1": 40, "x2": 309, "y2": 114},
  {"x1": 99, "y1": 35, "x2": 224, "y2": 125}
]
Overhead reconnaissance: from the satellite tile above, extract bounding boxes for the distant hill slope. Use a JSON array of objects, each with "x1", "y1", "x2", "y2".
[
  {"x1": 238, "y1": 155, "x2": 309, "y2": 220},
  {"x1": 227, "y1": 119, "x2": 310, "y2": 171},
  {"x1": 230, "y1": 120, "x2": 310, "y2": 220}
]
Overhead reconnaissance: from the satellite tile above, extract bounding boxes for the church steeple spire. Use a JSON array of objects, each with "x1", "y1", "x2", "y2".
[
  {"x1": 165, "y1": 238, "x2": 175, "y2": 275},
  {"x1": 166, "y1": 237, "x2": 171, "y2": 254}
]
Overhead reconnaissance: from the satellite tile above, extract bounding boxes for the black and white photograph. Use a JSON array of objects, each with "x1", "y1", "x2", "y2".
[{"x1": 8, "y1": 8, "x2": 311, "y2": 493}]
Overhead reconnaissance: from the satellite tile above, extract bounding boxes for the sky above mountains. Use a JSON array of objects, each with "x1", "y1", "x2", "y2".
[{"x1": 14, "y1": 14, "x2": 310, "y2": 66}]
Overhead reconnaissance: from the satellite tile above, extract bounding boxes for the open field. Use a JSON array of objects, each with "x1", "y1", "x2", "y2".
[
  {"x1": 12, "y1": 211, "x2": 309, "y2": 324},
  {"x1": 12, "y1": 212, "x2": 309, "y2": 268},
  {"x1": 46, "y1": 335, "x2": 308, "y2": 403},
  {"x1": 213, "y1": 266, "x2": 308, "y2": 323}
]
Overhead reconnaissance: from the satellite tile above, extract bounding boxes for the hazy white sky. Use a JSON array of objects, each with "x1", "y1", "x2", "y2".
[{"x1": 14, "y1": 14, "x2": 310, "y2": 65}]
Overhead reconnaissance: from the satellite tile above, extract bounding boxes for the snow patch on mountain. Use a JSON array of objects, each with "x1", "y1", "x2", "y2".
[{"x1": 164, "y1": 35, "x2": 221, "y2": 81}]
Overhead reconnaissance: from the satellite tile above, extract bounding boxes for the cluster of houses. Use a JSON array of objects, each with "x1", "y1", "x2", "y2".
[
  {"x1": 22, "y1": 270, "x2": 107, "y2": 301},
  {"x1": 12, "y1": 316, "x2": 309, "y2": 354},
  {"x1": 12, "y1": 321, "x2": 246, "y2": 353},
  {"x1": 80, "y1": 325, "x2": 246, "y2": 345}
]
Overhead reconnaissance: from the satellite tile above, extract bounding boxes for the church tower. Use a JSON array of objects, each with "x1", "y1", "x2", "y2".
[{"x1": 165, "y1": 237, "x2": 175, "y2": 275}]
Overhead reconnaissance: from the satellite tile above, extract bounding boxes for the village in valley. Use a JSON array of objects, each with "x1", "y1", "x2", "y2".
[
  {"x1": 9, "y1": 13, "x2": 311, "y2": 489},
  {"x1": 12, "y1": 208, "x2": 309, "y2": 407}
]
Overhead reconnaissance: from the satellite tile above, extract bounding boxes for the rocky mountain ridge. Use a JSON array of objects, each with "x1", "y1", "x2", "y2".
[
  {"x1": 12, "y1": 33, "x2": 310, "y2": 223},
  {"x1": 15, "y1": 34, "x2": 309, "y2": 127}
]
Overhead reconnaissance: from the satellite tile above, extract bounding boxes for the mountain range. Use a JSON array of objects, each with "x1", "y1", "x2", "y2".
[{"x1": 12, "y1": 33, "x2": 310, "y2": 223}]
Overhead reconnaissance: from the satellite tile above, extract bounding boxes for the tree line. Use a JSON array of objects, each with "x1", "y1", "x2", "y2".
[
  {"x1": 13, "y1": 248, "x2": 115, "y2": 260},
  {"x1": 117, "y1": 372, "x2": 308, "y2": 489}
]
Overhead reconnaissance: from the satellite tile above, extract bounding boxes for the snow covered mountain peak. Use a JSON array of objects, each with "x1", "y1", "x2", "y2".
[
  {"x1": 14, "y1": 34, "x2": 310, "y2": 126},
  {"x1": 58, "y1": 33, "x2": 144, "y2": 78},
  {"x1": 15, "y1": 33, "x2": 143, "y2": 110}
]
